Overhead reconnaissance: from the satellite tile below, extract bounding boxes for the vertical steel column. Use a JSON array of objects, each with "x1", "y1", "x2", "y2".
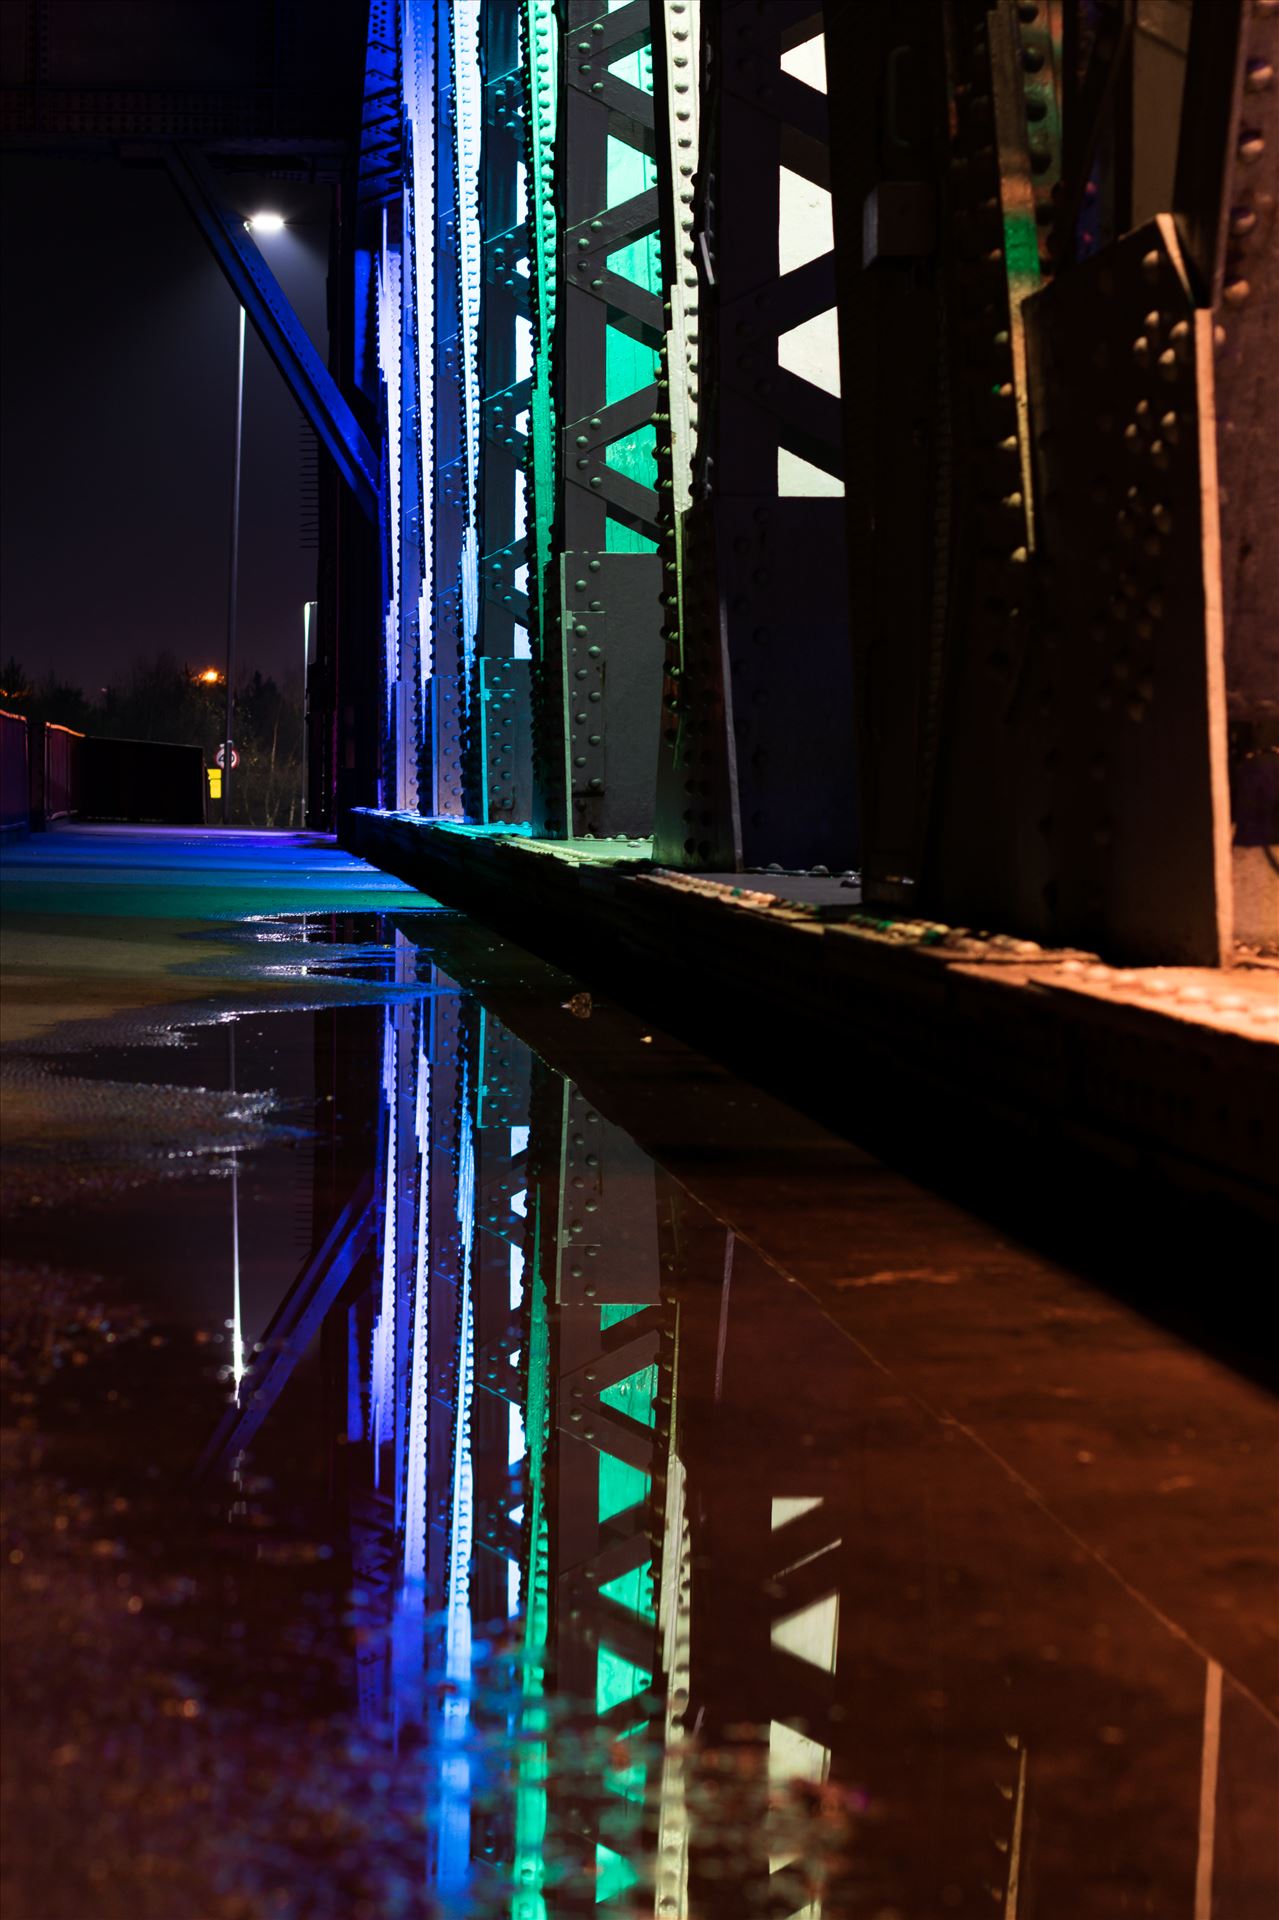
[
  {"x1": 651, "y1": 0, "x2": 737, "y2": 869},
  {"x1": 355, "y1": 0, "x2": 407, "y2": 814},
  {"x1": 915, "y1": 0, "x2": 1233, "y2": 962},
  {"x1": 899, "y1": 1, "x2": 1047, "y2": 931},
  {"x1": 424, "y1": 0, "x2": 469, "y2": 816},
  {"x1": 400, "y1": 0, "x2": 434, "y2": 815},
  {"x1": 666, "y1": 0, "x2": 859, "y2": 873},
  {"x1": 522, "y1": 0, "x2": 561, "y2": 819},
  {"x1": 475, "y1": 0, "x2": 535, "y2": 824},
  {"x1": 1176, "y1": 0, "x2": 1279, "y2": 945},
  {"x1": 380, "y1": 211, "x2": 413, "y2": 809},
  {"x1": 536, "y1": 0, "x2": 667, "y2": 840},
  {"x1": 423, "y1": 985, "x2": 466, "y2": 1611},
  {"x1": 824, "y1": 3, "x2": 948, "y2": 908},
  {"x1": 469, "y1": 1008, "x2": 534, "y2": 1620},
  {"x1": 665, "y1": 1193, "x2": 848, "y2": 1915},
  {"x1": 524, "y1": 1069, "x2": 670, "y2": 1906}
]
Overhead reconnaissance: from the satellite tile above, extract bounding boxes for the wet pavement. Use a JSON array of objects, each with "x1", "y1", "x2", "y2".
[{"x1": 1, "y1": 827, "x2": 1276, "y2": 1920}]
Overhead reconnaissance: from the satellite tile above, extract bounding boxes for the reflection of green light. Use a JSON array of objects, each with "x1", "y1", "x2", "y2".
[
  {"x1": 598, "y1": 1452, "x2": 650, "y2": 1523},
  {"x1": 592, "y1": 1302, "x2": 660, "y2": 1887},
  {"x1": 597, "y1": 1645, "x2": 651, "y2": 1716},
  {"x1": 595, "y1": 1843, "x2": 641, "y2": 1905},
  {"x1": 603, "y1": 1745, "x2": 648, "y2": 1806},
  {"x1": 1003, "y1": 211, "x2": 1041, "y2": 286},
  {"x1": 599, "y1": 1301, "x2": 643, "y2": 1329},
  {"x1": 599, "y1": 1559, "x2": 654, "y2": 1619}
]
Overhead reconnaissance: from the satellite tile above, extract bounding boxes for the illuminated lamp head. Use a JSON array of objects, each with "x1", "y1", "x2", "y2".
[{"x1": 246, "y1": 212, "x2": 285, "y2": 235}]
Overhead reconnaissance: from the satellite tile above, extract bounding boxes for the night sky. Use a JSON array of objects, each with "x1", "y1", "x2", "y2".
[{"x1": 0, "y1": 150, "x2": 331, "y2": 694}]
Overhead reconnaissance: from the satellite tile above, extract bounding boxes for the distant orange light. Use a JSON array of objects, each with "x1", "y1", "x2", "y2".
[{"x1": 198, "y1": 668, "x2": 223, "y2": 685}]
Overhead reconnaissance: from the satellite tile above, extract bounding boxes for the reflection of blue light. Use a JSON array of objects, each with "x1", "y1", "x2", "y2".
[
  {"x1": 449, "y1": 1073, "x2": 477, "y2": 1631},
  {"x1": 436, "y1": 1066, "x2": 477, "y2": 1891},
  {"x1": 370, "y1": 1020, "x2": 398, "y2": 1485},
  {"x1": 346, "y1": 1303, "x2": 364, "y2": 1443},
  {"x1": 402, "y1": 1039, "x2": 431, "y2": 1582},
  {"x1": 228, "y1": 1023, "x2": 245, "y2": 1397},
  {"x1": 230, "y1": 1152, "x2": 245, "y2": 1396}
]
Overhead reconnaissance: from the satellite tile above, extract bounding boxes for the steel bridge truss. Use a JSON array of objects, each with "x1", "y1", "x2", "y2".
[{"x1": 355, "y1": 0, "x2": 1267, "y2": 959}]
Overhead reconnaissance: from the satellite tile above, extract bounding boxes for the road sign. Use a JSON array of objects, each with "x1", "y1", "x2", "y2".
[{"x1": 215, "y1": 743, "x2": 240, "y2": 770}]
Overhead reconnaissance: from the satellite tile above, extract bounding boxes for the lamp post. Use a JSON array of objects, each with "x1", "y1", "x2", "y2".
[
  {"x1": 302, "y1": 598, "x2": 317, "y2": 827},
  {"x1": 222, "y1": 211, "x2": 286, "y2": 826},
  {"x1": 223, "y1": 303, "x2": 245, "y2": 825}
]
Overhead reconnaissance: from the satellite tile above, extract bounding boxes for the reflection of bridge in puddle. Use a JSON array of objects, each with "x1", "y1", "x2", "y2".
[{"x1": 197, "y1": 919, "x2": 1276, "y2": 1919}]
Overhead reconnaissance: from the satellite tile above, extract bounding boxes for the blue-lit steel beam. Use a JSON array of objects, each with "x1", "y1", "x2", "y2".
[
  {"x1": 474, "y1": 0, "x2": 534, "y2": 825},
  {"x1": 164, "y1": 142, "x2": 380, "y2": 522}
]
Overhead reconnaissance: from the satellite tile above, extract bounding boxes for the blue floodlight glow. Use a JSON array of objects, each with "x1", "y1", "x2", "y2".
[
  {"x1": 404, "y1": 0, "x2": 436, "y2": 713},
  {"x1": 370, "y1": 1019, "x2": 399, "y2": 1485},
  {"x1": 402, "y1": 1038, "x2": 432, "y2": 1582},
  {"x1": 455, "y1": 0, "x2": 484, "y2": 716},
  {"x1": 377, "y1": 209, "x2": 403, "y2": 763}
]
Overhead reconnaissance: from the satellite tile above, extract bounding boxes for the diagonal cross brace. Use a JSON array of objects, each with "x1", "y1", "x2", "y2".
[{"x1": 164, "y1": 142, "x2": 379, "y2": 521}]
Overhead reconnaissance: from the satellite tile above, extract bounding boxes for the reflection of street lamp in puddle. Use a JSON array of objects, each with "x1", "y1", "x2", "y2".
[{"x1": 228, "y1": 1020, "x2": 245, "y2": 1396}]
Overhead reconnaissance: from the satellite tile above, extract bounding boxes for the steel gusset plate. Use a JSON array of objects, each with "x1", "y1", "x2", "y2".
[
  {"x1": 478, "y1": 657, "x2": 533, "y2": 825},
  {"x1": 1022, "y1": 217, "x2": 1232, "y2": 963},
  {"x1": 561, "y1": 552, "x2": 664, "y2": 836}
]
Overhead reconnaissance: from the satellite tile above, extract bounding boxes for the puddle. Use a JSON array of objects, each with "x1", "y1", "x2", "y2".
[{"x1": 2, "y1": 905, "x2": 1277, "y2": 1919}]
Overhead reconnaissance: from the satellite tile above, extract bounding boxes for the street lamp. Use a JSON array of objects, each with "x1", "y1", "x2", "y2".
[{"x1": 222, "y1": 211, "x2": 286, "y2": 825}]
